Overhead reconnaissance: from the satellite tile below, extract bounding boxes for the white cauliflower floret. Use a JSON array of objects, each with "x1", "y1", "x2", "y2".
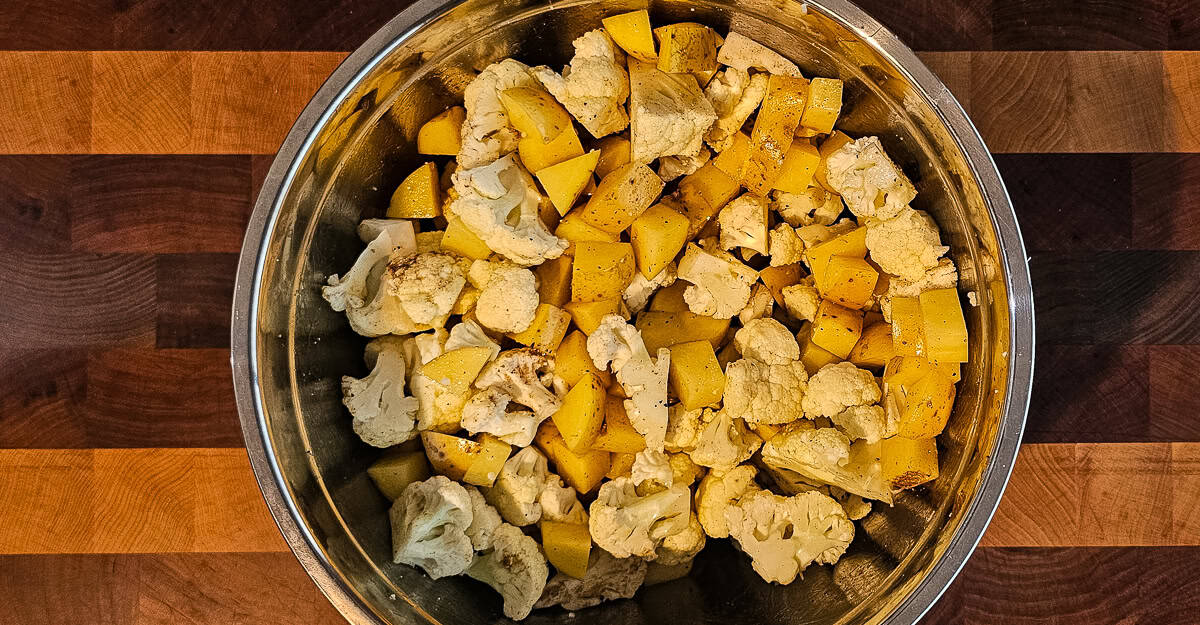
[
  {"x1": 716, "y1": 32, "x2": 802, "y2": 77},
  {"x1": 840, "y1": 493, "x2": 873, "y2": 521},
  {"x1": 533, "y1": 29, "x2": 629, "y2": 138},
  {"x1": 768, "y1": 223, "x2": 805, "y2": 267},
  {"x1": 342, "y1": 339, "x2": 420, "y2": 447},
  {"x1": 738, "y1": 283, "x2": 775, "y2": 324},
  {"x1": 664, "y1": 404, "x2": 704, "y2": 453},
  {"x1": 802, "y1": 362, "x2": 881, "y2": 419},
  {"x1": 881, "y1": 258, "x2": 959, "y2": 321},
  {"x1": 628, "y1": 60, "x2": 717, "y2": 163},
  {"x1": 718, "y1": 193, "x2": 769, "y2": 257},
  {"x1": 704, "y1": 68, "x2": 768, "y2": 152},
  {"x1": 723, "y1": 358, "x2": 808, "y2": 426},
  {"x1": 587, "y1": 313, "x2": 649, "y2": 372},
  {"x1": 734, "y1": 318, "x2": 800, "y2": 365},
  {"x1": 653, "y1": 512, "x2": 706, "y2": 566},
  {"x1": 658, "y1": 146, "x2": 711, "y2": 182},
  {"x1": 588, "y1": 477, "x2": 691, "y2": 559},
  {"x1": 771, "y1": 187, "x2": 843, "y2": 227},
  {"x1": 622, "y1": 263, "x2": 676, "y2": 314},
  {"x1": 465, "y1": 486, "x2": 503, "y2": 551},
  {"x1": 795, "y1": 218, "x2": 856, "y2": 251},
  {"x1": 825, "y1": 136, "x2": 916, "y2": 221},
  {"x1": 724, "y1": 489, "x2": 854, "y2": 584},
  {"x1": 398, "y1": 329, "x2": 447, "y2": 382},
  {"x1": 831, "y1": 404, "x2": 890, "y2": 443},
  {"x1": 535, "y1": 549, "x2": 647, "y2": 611},
  {"x1": 760, "y1": 426, "x2": 892, "y2": 503},
  {"x1": 588, "y1": 315, "x2": 670, "y2": 450},
  {"x1": 460, "y1": 387, "x2": 541, "y2": 447},
  {"x1": 467, "y1": 523, "x2": 549, "y2": 620},
  {"x1": 688, "y1": 408, "x2": 762, "y2": 471},
  {"x1": 866, "y1": 207, "x2": 950, "y2": 282},
  {"x1": 474, "y1": 348, "x2": 562, "y2": 422},
  {"x1": 323, "y1": 221, "x2": 416, "y2": 312},
  {"x1": 355, "y1": 218, "x2": 416, "y2": 245},
  {"x1": 631, "y1": 449, "x2": 674, "y2": 489},
  {"x1": 781, "y1": 280, "x2": 821, "y2": 322},
  {"x1": 484, "y1": 447, "x2": 550, "y2": 526},
  {"x1": 459, "y1": 59, "x2": 538, "y2": 169},
  {"x1": 384, "y1": 252, "x2": 466, "y2": 325},
  {"x1": 389, "y1": 476, "x2": 475, "y2": 579},
  {"x1": 326, "y1": 227, "x2": 432, "y2": 337},
  {"x1": 468, "y1": 259, "x2": 539, "y2": 333},
  {"x1": 694, "y1": 464, "x2": 761, "y2": 538},
  {"x1": 540, "y1": 476, "x2": 587, "y2": 523},
  {"x1": 451, "y1": 154, "x2": 567, "y2": 266},
  {"x1": 676, "y1": 243, "x2": 757, "y2": 319},
  {"x1": 668, "y1": 452, "x2": 705, "y2": 487},
  {"x1": 444, "y1": 319, "x2": 501, "y2": 360}
]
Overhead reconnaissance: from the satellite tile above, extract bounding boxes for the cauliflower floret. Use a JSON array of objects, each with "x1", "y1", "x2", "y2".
[
  {"x1": 781, "y1": 280, "x2": 820, "y2": 322},
  {"x1": 398, "y1": 329, "x2": 448, "y2": 382},
  {"x1": 588, "y1": 477, "x2": 691, "y2": 559},
  {"x1": 324, "y1": 222, "x2": 417, "y2": 311},
  {"x1": 722, "y1": 358, "x2": 808, "y2": 426},
  {"x1": 676, "y1": 243, "x2": 757, "y2": 319},
  {"x1": 355, "y1": 218, "x2": 416, "y2": 245},
  {"x1": 539, "y1": 476, "x2": 588, "y2": 523},
  {"x1": 825, "y1": 136, "x2": 916, "y2": 221},
  {"x1": 658, "y1": 146, "x2": 711, "y2": 182},
  {"x1": 389, "y1": 476, "x2": 475, "y2": 579},
  {"x1": 459, "y1": 59, "x2": 538, "y2": 169},
  {"x1": 694, "y1": 464, "x2": 761, "y2": 538},
  {"x1": 342, "y1": 339, "x2": 420, "y2": 447},
  {"x1": 534, "y1": 549, "x2": 647, "y2": 611},
  {"x1": 622, "y1": 263, "x2": 677, "y2": 314},
  {"x1": 795, "y1": 218, "x2": 856, "y2": 251},
  {"x1": 760, "y1": 426, "x2": 892, "y2": 503},
  {"x1": 771, "y1": 187, "x2": 843, "y2": 227},
  {"x1": 588, "y1": 315, "x2": 670, "y2": 450},
  {"x1": 734, "y1": 318, "x2": 800, "y2": 365},
  {"x1": 467, "y1": 259, "x2": 539, "y2": 333},
  {"x1": 880, "y1": 258, "x2": 959, "y2": 321},
  {"x1": 484, "y1": 447, "x2": 550, "y2": 526},
  {"x1": 467, "y1": 523, "x2": 549, "y2": 620},
  {"x1": 839, "y1": 493, "x2": 873, "y2": 521},
  {"x1": 716, "y1": 32, "x2": 802, "y2": 77},
  {"x1": 451, "y1": 154, "x2": 568, "y2": 266},
  {"x1": 628, "y1": 60, "x2": 717, "y2": 163},
  {"x1": 724, "y1": 489, "x2": 854, "y2": 584},
  {"x1": 465, "y1": 486, "x2": 503, "y2": 551},
  {"x1": 631, "y1": 449, "x2": 674, "y2": 489},
  {"x1": 587, "y1": 313, "x2": 650, "y2": 372},
  {"x1": 738, "y1": 283, "x2": 775, "y2": 325},
  {"x1": 451, "y1": 284, "x2": 481, "y2": 315},
  {"x1": 703, "y1": 68, "x2": 768, "y2": 152},
  {"x1": 865, "y1": 208, "x2": 948, "y2": 282},
  {"x1": 653, "y1": 512, "x2": 706, "y2": 566},
  {"x1": 383, "y1": 252, "x2": 466, "y2": 325},
  {"x1": 444, "y1": 319, "x2": 501, "y2": 360},
  {"x1": 533, "y1": 29, "x2": 629, "y2": 138},
  {"x1": 768, "y1": 223, "x2": 805, "y2": 267},
  {"x1": 460, "y1": 387, "x2": 542, "y2": 447},
  {"x1": 474, "y1": 348, "x2": 562, "y2": 422},
  {"x1": 718, "y1": 193, "x2": 769, "y2": 257},
  {"x1": 688, "y1": 408, "x2": 762, "y2": 471},
  {"x1": 664, "y1": 404, "x2": 704, "y2": 453},
  {"x1": 668, "y1": 452, "x2": 704, "y2": 487},
  {"x1": 802, "y1": 362, "x2": 881, "y2": 419},
  {"x1": 831, "y1": 404, "x2": 890, "y2": 443}
]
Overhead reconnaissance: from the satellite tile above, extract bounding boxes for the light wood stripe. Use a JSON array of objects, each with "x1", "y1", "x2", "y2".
[
  {"x1": 0, "y1": 444, "x2": 1192, "y2": 554},
  {"x1": 0, "y1": 51, "x2": 1196, "y2": 154}
]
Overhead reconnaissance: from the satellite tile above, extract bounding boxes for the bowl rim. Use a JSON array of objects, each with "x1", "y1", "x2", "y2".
[{"x1": 230, "y1": 1, "x2": 1035, "y2": 623}]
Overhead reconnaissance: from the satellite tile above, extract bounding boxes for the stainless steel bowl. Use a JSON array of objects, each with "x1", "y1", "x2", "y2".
[{"x1": 231, "y1": 1, "x2": 1034, "y2": 623}]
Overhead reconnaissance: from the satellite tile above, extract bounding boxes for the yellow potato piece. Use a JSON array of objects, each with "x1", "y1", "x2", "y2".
[
  {"x1": 535, "y1": 422, "x2": 611, "y2": 494},
  {"x1": 594, "y1": 135, "x2": 632, "y2": 178},
  {"x1": 564, "y1": 299, "x2": 629, "y2": 335},
  {"x1": 440, "y1": 217, "x2": 492, "y2": 260},
  {"x1": 811, "y1": 299, "x2": 864, "y2": 359},
  {"x1": 462, "y1": 435, "x2": 512, "y2": 487},
  {"x1": 774, "y1": 141, "x2": 821, "y2": 194},
  {"x1": 388, "y1": 162, "x2": 442, "y2": 218},
  {"x1": 668, "y1": 339, "x2": 725, "y2": 410},
  {"x1": 890, "y1": 297, "x2": 926, "y2": 357},
  {"x1": 758, "y1": 262, "x2": 807, "y2": 306},
  {"x1": 520, "y1": 123, "x2": 585, "y2": 171},
  {"x1": 420, "y1": 432, "x2": 481, "y2": 481},
  {"x1": 555, "y1": 330, "x2": 612, "y2": 388},
  {"x1": 635, "y1": 311, "x2": 731, "y2": 353},
  {"x1": 367, "y1": 451, "x2": 430, "y2": 500},
  {"x1": 630, "y1": 203, "x2": 690, "y2": 279},
  {"x1": 805, "y1": 226, "x2": 867, "y2": 291},
  {"x1": 419, "y1": 346, "x2": 493, "y2": 393},
  {"x1": 536, "y1": 150, "x2": 601, "y2": 216},
  {"x1": 556, "y1": 212, "x2": 621, "y2": 256},
  {"x1": 499, "y1": 86, "x2": 572, "y2": 143},
  {"x1": 578, "y1": 162, "x2": 664, "y2": 233},
  {"x1": 593, "y1": 396, "x2": 647, "y2": 453},
  {"x1": 508, "y1": 303, "x2": 572, "y2": 351},
  {"x1": 814, "y1": 130, "x2": 853, "y2": 193},
  {"x1": 535, "y1": 254, "x2": 573, "y2": 307},
  {"x1": 552, "y1": 373, "x2": 607, "y2": 454},
  {"x1": 848, "y1": 322, "x2": 894, "y2": 369},
  {"x1": 797, "y1": 323, "x2": 842, "y2": 375},
  {"x1": 602, "y1": 10, "x2": 657, "y2": 62},
  {"x1": 711, "y1": 131, "x2": 751, "y2": 179},
  {"x1": 742, "y1": 74, "x2": 809, "y2": 195},
  {"x1": 649, "y1": 281, "x2": 689, "y2": 312},
  {"x1": 882, "y1": 356, "x2": 956, "y2": 439},
  {"x1": 678, "y1": 162, "x2": 740, "y2": 239},
  {"x1": 541, "y1": 521, "x2": 593, "y2": 579},
  {"x1": 880, "y1": 436, "x2": 938, "y2": 490},
  {"x1": 417, "y1": 106, "x2": 465, "y2": 156},
  {"x1": 606, "y1": 451, "x2": 637, "y2": 479},
  {"x1": 654, "y1": 22, "x2": 721, "y2": 75},
  {"x1": 800, "y1": 77, "x2": 844, "y2": 134},
  {"x1": 919, "y1": 288, "x2": 969, "y2": 363},
  {"x1": 821, "y1": 255, "x2": 879, "y2": 309},
  {"x1": 571, "y1": 241, "x2": 637, "y2": 302}
]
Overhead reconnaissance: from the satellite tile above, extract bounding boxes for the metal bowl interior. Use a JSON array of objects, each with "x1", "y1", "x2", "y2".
[{"x1": 231, "y1": 1, "x2": 1034, "y2": 623}]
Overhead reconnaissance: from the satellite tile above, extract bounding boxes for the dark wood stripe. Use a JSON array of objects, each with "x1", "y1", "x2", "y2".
[
  {"x1": 155, "y1": 253, "x2": 238, "y2": 349},
  {"x1": 1025, "y1": 345, "x2": 1156, "y2": 443},
  {"x1": 1149, "y1": 345, "x2": 1200, "y2": 440},
  {"x1": 1132, "y1": 153, "x2": 1200, "y2": 250},
  {"x1": 854, "y1": 0, "x2": 993, "y2": 52},
  {"x1": 991, "y1": 0, "x2": 1172, "y2": 51}
]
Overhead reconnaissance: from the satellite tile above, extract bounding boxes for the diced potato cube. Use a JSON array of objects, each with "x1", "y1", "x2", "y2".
[
  {"x1": 508, "y1": 303, "x2": 572, "y2": 351},
  {"x1": 462, "y1": 435, "x2": 512, "y2": 487},
  {"x1": 931, "y1": 360, "x2": 961, "y2": 382},
  {"x1": 649, "y1": 281, "x2": 689, "y2": 312},
  {"x1": 594, "y1": 395, "x2": 647, "y2": 453},
  {"x1": 418, "y1": 346, "x2": 494, "y2": 394},
  {"x1": 712, "y1": 131, "x2": 750, "y2": 178},
  {"x1": 571, "y1": 241, "x2": 636, "y2": 302},
  {"x1": 417, "y1": 106, "x2": 465, "y2": 156},
  {"x1": 742, "y1": 74, "x2": 809, "y2": 195},
  {"x1": 805, "y1": 226, "x2": 867, "y2": 291},
  {"x1": 541, "y1": 521, "x2": 593, "y2": 579},
  {"x1": 774, "y1": 141, "x2": 821, "y2": 194},
  {"x1": 880, "y1": 436, "x2": 938, "y2": 490},
  {"x1": 800, "y1": 77, "x2": 844, "y2": 134},
  {"x1": 367, "y1": 451, "x2": 430, "y2": 500},
  {"x1": 636, "y1": 311, "x2": 731, "y2": 353},
  {"x1": 811, "y1": 299, "x2": 864, "y2": 359},
  {"x1": 602, "y1": 10, "x2": 657, "y2": 62},
  {"x1": 420, "y1": 431, "x2": 481, "y2": 481},
  {"x1": 814, "y1": 130, "x2": 853, "y2": 193},
  {"x1": 388, "y1": 162, "x2": 442, "y2": 218},
  {"x1": 882, "y1": 355, "x2": 934, "y2": 388},
  {"x1": 535, "y1": 254, "x2": 572, "y2": 307},
  {"x1": 520, "y1": 124, "x2": 585, "y2": 171},
  {"x1": 564, "y1": 299, "x2": 630, "y2": 335},
  {"x1": 578, "y1": 163, "x2": 664, "y2": 233},
  {"x1": 535, "y1": 422, "x2": 611, "y2": 494},
  {"x1": 499, "y1": 86, "x2": 572, "y2": 143},
  {"x1": 606, "y1": 452, "x2": 636, "y2": 480},
  {"x1": 678, "y1": 163, "x2": 741, "y2": 239},
  {"x1": 794, "y1": 125, "x2": 823, "y2": 138},
  {"x1": 716, "y1": 341, "x2": 740, "y2": 371},
  {"x1": 849, "y1": 322, "x2": 893, "y2": 369},
  {"x1": 630, "y1": 203, "x2": 690, "y2": 279},
  {"x1": 822, "y1": 255, "x2": 879, "y2": 309},
  {"x1": 556, "y1": 212, "x2": 620, "y2": 256},
  {"x1": 536, "y1": 150, "x2": 601, "y2": 216},
  {"x1": 890, "y1": 297, "x2": 925, "y2": 357},
  {"x1": 594, "y1": 135, "x2": 632, "y2": 178},
  {"x1": 895, "y1": 370, "x2": 956, "y2": 439},
  {"x1": 919, "y1": 288, "x2": 969, "y2": 363},
  {"x1": 753, "y1": 423, "x2": 781, "y2": 442},
  {"x1": 797, "y1": 323, "x2": 842, "y2": 375},
  {"x1": 668, "y1": 339, "x2": 725, "y2": 410},
  {"x1": 555, "y1": 330, "x2": 612, "y2": 388},
  {"x1": 441, "y1": 217, "x2": 492, "y2": 260},
  {"x1": 759, "y1": 262, "x2": 807, "y2": 306},
  {"x1": 552, "y1": 373, "x2": 607, "y2": 454},
  {"x1": 654, "y1": 23, "x2": 721, "y2": 75}
]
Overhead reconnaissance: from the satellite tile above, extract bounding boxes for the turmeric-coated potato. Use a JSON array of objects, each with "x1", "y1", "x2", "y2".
[{"x1": 577, "y1": 163, "x2": 664, "y2": 233}]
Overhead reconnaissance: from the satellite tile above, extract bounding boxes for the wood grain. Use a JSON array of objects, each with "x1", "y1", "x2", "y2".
[
  {"x1": 1133, "y1": 153, "x2": 1200, "y2": 249},
  {"x1": 0, "y1": 156, "x2": 72, "y2": 253},
  {"x1": 0, "y1": 52, "x2": 91, "y2": 154},
  {"x1": 991, "y1": 0, "x2": 1171, "y2": 50},
  {"x1": 1025, "y1": 345, "x2": 1156, "y2": 443},
  {"x1": 155, "y1": 253, "x2": 239, "y2": 349}
]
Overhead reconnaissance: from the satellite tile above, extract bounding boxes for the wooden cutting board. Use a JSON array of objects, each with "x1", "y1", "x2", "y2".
[{"x1": 1, "y1": 1, "x2": 1197, "y2": 622}]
